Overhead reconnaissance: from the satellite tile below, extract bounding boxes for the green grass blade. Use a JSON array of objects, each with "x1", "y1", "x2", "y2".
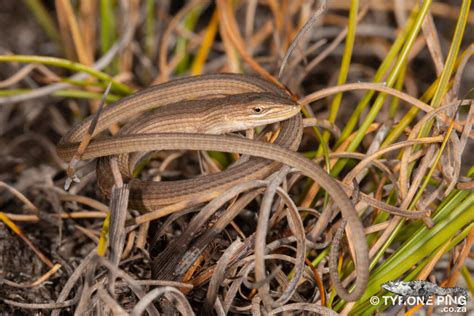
[
  {"x1": 23, "y1": 0, "x2": 61, "y2": 45},
  {"x1": 0, "y1": 55, "x2": 133, "y2": 94}
]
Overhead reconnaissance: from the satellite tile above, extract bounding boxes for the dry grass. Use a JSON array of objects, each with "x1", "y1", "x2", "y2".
[{"x1": 0, "y1": 1, "x2": 473, "y2": 314}]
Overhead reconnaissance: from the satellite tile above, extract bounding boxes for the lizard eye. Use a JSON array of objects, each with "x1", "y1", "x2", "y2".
[{"x1": 253, "y1": 106, "x2": 264, "y2": 113}]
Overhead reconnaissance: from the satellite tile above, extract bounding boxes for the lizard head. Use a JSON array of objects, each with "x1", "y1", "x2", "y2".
[{"x1": 208, "y1": 92, "x2": 300, "y2": 133}]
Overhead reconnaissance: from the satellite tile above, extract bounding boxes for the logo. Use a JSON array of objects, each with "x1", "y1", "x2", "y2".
[{"x1": 369, "y1": 280, "x2": 469, "y2": 313}]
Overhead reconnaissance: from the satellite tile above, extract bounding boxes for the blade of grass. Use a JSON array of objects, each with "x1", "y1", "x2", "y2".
[
  {"x1": 57, "y1": 0, "x2": 92, "y2": 65},
  {"x1": 426, "y1": 0, "x2": 471, "y2": 113},
  {"x1": 461, "y1": 266, "x2": 474, "y2": 294},
  {"x1": 317, "y1": 0, "x2": 359, "y2": 156},
  {"x1": 191, "y1": 9, "x2": 219, "y2": 75},
  {"x1": 388, "y1": 61, "x2": 407, "y2": 119},
  {"x1": 0, "y1": 55, "x2": 133, "y2": 94},
  {"x1": 23, "y1": 0, "x2": 61, "y2": 45},
  {"x1": 402, "y1": 0, "x2": 472, "y2": 193},
  {"x1": 100, "y1": 0, "x2": 116, "y2": 62},
  {"x1": 97, "y1": 212, "x2": 111, "y2": 256},
  {"x1": 332, "y1": 0, "x2": 433, "y2": 178},
  {"x1": 335, "y1": 5, "x2": 420, "y2": 145},
  {"x1": 409, "y1": 121, "x2": 456, "y2": 209},
  {"x1": 381, "y1": 44, "x2": 472, "y2": 147},
  {"x1": 145, "y1": 0, "x2": 155, "y2": 59},
  {"x1": 355, "y1": 221, "x2": 474, "y2": 315},
  {"x1": 349, "y1": 189, "x2": 473, "y2": 314},
  {"x1": 298, "y1": 107, "x2": 331, "y2": 208},
  {"x1": 365, "y1": 148, "x2": 470, "y2": 303},
  {"x1": 0, "y1": 88, "x2": 120, "y2": 102},
  {"x1": 175, "y1": 4, "x2": 205, "y2": 74}
]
